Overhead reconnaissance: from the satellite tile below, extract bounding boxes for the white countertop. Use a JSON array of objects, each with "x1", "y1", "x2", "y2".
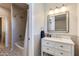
[{"x1": 42, "y1": 37, "x2": 74, "y2": 45}]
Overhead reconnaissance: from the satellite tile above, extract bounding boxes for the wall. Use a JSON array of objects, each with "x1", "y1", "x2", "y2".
[
  {"x1": 12, "y1": 4, "x2": 27, "y2": 47},
  {"x1": 31, "y1": 3, "x2": 45, "y2": 56},
  {"x1": 77, "y1": 4, "x2": 79, "y2": 36},
  {"x1": 76, "y1": 4, "x2": 79, "y2": 56}
]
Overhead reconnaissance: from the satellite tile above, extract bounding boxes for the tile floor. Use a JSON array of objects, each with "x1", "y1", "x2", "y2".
[
  {"x1": 0, "y1": 42, "x2": 24, "y2": 56},
  {"x1": 0, "y1": 47, "x2": 23, "y2": 56}
]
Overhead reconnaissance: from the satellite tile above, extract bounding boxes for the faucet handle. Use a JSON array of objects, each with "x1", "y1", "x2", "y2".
[{"x1": 47, "y1": 34, "x2": 51, "y2": 37}]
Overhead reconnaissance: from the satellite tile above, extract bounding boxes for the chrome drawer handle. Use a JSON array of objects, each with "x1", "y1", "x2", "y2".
[
  {"x1": 47, "y1": 48, "x2": 49, "y2": 50},
  {"x1": 60, "y1": 52, "x2": 63, "y2": 55},
  {"x1": 60, "y1": 45, "x2": 63, "y2": 48},
  {"x1": 46, "y1": 42, "x2": 49, "y2": 44}
]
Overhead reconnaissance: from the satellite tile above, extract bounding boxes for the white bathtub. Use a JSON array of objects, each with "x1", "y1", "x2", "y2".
[
  {"x1": 15, "y1": 41, "x2": 24, "y2": 49},
  {"x1": 14, "y1": 41, "x2": 24, "y2": 56}
]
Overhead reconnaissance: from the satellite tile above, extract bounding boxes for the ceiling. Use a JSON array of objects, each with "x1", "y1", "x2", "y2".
[
  {"x1": 14, "y1": 3, "x2": 28, "y2": 9},
  {"x1": 0, "y1": 3, "x2": 28, "y2": 10},
  {"x1": 0, "y1": 3, "x2": 11, "y2": 10}
]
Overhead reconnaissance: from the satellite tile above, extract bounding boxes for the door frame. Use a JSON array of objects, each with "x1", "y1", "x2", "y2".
[
  {"x1": 0, "y1": 16, "x2": 9, "y2": 48},
  {"x1": 24, "y1": 3, "x2": 35, "y2": 56}
]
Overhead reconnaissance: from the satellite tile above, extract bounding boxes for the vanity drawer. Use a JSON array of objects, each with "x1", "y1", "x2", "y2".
[
  {"x1": 55, "y1": 49, "x2": 71, "y2": 56},
  {"x1": 42, "y1": 40, "x2": 55, "y2": 47},
  {"x1": 42, "y1": 46, "x2": 55, "y2": 55},
  {"x1": 55, "y1": 42, "x2": 71, "y2": 51}
]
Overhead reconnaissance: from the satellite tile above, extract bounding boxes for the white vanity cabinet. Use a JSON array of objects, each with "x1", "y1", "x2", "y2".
[{"x1": 41, "y1": 37, "x2": 74, "y2": 56}]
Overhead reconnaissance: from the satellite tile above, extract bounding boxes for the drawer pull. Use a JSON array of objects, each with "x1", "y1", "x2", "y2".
[
  {"x1": 46, "y1": 42, "x2": 49, "y2": 44},
  {"x1": 47, "y1": 48, "x2": 49, "y2": 50},
  {"x1": 60, "y1": 52, "x2": 63, "y2": 55},
  {"x1": 60, "y1": 45, "x2": 63, "y2": 48}
]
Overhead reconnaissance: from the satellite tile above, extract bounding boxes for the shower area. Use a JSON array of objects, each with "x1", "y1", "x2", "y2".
[
  {"x1": 11, "y1": 3, "x2": 29, "y2": 55},
  {"x1": 0, "y1": 3, "x2": 29, "y2": 56}
]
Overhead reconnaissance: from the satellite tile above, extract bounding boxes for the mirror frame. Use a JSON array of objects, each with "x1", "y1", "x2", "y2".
[{"x1": 47, "y1": 11, "x2": 69, "y2": 33}]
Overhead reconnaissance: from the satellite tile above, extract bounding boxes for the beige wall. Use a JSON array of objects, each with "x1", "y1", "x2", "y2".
[
  {"x1": 77, "y1": 4, "x2": 79, "y2": 36},
  {"x1": 31, "y1": 3, "x2": 45, "y2": 56},
  {"x1": 76, "y1": 4, "x2": 79, "y2": 56}
]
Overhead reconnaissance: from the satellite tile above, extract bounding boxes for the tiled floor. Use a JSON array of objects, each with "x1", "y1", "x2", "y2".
[
  {"x1": 0, "y1": 47, "x2": 22, "y2": 56},
  {"x1": 0, "y1": 42, "x2": 24, "y2": 56},
  {"x1": 0, "y1": 47, "x2": 23, "y2": 56}
]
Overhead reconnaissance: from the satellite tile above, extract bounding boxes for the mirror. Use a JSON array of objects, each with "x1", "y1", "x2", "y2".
[{"x1": 47, "y1": 11, "x2": 69, "y2": 33}]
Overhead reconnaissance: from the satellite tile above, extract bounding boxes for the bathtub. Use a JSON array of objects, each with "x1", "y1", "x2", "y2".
[
  {"x1": 15, "y1": 41, "x2": 24, "y2": 50},
  {"x1": 14, "y1": 41, "x2": 24, "y2": 56}
]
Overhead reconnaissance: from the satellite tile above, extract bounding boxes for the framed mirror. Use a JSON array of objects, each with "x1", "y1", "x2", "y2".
[{"x1": 47, "y1": 11, "x2": 69, "y2": 33}]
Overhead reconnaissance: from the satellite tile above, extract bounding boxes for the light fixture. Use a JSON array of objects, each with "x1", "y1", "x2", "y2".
[
  {"x1": 48, "y1": 4, "x2": 67, "y2": 15},
  {"x1": 48, "y1": 8, "x2": 54, "y2": 15},
  {"x1": 54, "y1": 6, "x2": 59, "y2": 13},
  {"x1": 60, "y1": 4, "x2": 67, "y2": 12}
]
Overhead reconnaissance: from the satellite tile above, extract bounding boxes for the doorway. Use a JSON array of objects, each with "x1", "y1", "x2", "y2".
[
  {"x1": 0, "y1": 17, "x2": 5, "y2": 48},
  {"x1": 0, "y1": 17, "x2": 10, "y2": 48}
]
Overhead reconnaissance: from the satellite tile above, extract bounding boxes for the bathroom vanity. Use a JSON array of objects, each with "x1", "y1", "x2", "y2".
[
  {"x1": 41, "y1": 8, "x2": 75, "y2": 56},
  {"x1": 41, "y1": 37, "x2": 74, "y2": 56}
]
